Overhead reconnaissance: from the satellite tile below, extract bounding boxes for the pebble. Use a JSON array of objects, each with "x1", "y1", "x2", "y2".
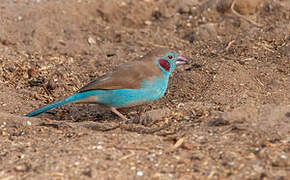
[
  {"x1": 88, "y1": 36, "x2": 96, "y2": 45},
  {"x1": 136, "y1": 171, "x2": 143, "y2": 176},
  {"x1": 96, "y1": 145, "x2": 103, "y2": 150},
  {"x1": 281, "y1": 155, "x2": 287, "y2": 159},
  {"x1": 178, "y1": 5, "x2": 190, "y2": 14},
  {"x1": 47, "y1": 79, "x2": 57, "y2": 90},
  {"x1": 177, "y1": 103, "x2": 184, "y2": 108},
  {"x1": 120, "y1": 2, "x2": 127, "y2": 6},
  {"x1": 144, "y1": 20, "x2": 152, "y2": 26},
  {"x1": 14, "y1": 165, "x2": 28, "y2": 172},
  {"x1": 148, "y1": 156, "x2": 154, "y2": 162},
  {"x1": 92, "y1": 145, "x2": 103, "y2": 150},
  {"x1": 1, "y1": 122, "x2": 6, "y2": 129},
  {"x1": 27, "y1": 68, "x2": 38, "y2": 78},
  {"x1": 26, "y1": 121, "x2": 32, "y2": 126}
]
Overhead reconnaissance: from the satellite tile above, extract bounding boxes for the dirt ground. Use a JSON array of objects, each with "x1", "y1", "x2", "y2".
[{"x1": 0, "y1": 0, "x2": 289, "y2": 179}]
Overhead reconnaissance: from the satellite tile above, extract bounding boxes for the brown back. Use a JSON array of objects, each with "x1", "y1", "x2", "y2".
[{"x1": 78, "y1": 48, "x2": 170, "y2": 92}]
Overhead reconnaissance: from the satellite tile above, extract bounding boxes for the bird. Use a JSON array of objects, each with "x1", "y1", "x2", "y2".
[{"x1": 25, "y1": 48, "x2": 188, "y2": 121}]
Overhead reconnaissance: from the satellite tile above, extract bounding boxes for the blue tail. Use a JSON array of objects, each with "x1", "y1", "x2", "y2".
[{"x1": 26, "y1": 92, "x2": 92, "y2": 117}]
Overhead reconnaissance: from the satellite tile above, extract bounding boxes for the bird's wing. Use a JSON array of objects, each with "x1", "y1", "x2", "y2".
[
  {"x1": 78, "y1": 48, "x2": 170, "y2": 92},
  {"x1": 78, "y1": 59, "x2": 161, "y2": 92}
]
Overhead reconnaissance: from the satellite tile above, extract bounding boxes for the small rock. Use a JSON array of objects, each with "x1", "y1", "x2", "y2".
[
  {"x1": 281, "y1": 155, "x2": 287, "y2": 159},
  {"x1": 88, "y1": 36, "x2": 96, "y2": 45},
  {"x1": 28, "y1": 77, "x2": 45, "y2": 87},
  {"x1": 177, "y1": 103, "x2": 184, "y2": 108},
  {"x1": 1, "y1": 39, "x2": 13, "y2": 46},
  {"x1": 1, "y1": 122, "x2": 7, "y2": 127},
  {"x1": 144, "y1": 20, "x2": 152, "y2": 26},
  {"x1": 27, "y1": 121, "x2": 32, "y2": 126},
  {"x1": 12, "y1": 131, "x2": 25, "y2": 136},
  {"x1": 120, "y1": 2, "x2": 127, "y2": 6},
  {"x1": 92, "y1": 145, "x2": 103, "y2": 150},
  {"x1": 14, "y1": 164, "x2": 30, "y2": 172},
  {"x1": 27, "y1": 68, "x2": 38, "y2": 78},
  {"x1": 178, "y1": 5, "x2": 191, "y2": 14},
  {"x1": 216, "y1": 0, "x2": 232, "y2": 13},
  {"x1": 46, "y1": 79, "x2": 57, "y2": 90},
  {"x1": 140, "y1": 108, "x2": 170, "y2": 124},
  {"x1": 181, "y1": 142, "x2": 196, "y2": 150},
  {"x1": 148, "y1": 156, "x2": 154, "y2": 162},
  {"x1": 82, "y1": 169, "x2": 92, "y2": 177},
  {"x1": 114, "y1": 33, "x2": 122, "y2": 42},
  {"x1": 136, "y1": 171, "x2": 143, "y2": 176},
  {"x1": 152, "y1": 10, "x2": 162, "y2": 20},
  {"x1": 208, "y1": 116, "x2": 230, "y2": 126}
]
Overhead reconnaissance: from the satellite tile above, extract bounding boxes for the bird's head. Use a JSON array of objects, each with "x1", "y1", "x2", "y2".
[{"x1": 156, "y1": 51, "x2": 188, "y2": 74}]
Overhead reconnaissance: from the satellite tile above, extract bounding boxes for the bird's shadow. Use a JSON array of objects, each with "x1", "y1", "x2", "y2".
[
  {"x1": 35, "y1": 104, "x2": 144, "y2": 123},
  {"x1": 35, "y1": 104, "x2": 113, "y2": 122}
]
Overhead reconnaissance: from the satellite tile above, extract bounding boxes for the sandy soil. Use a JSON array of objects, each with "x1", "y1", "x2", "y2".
[{"x1": 0, "y1": 0, "x2": 289, "y2": 179}]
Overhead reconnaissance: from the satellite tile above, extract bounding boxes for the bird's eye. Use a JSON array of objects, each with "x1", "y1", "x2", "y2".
[{"x1": 168, "y1": 55, "x2": 173, "y2": 60}]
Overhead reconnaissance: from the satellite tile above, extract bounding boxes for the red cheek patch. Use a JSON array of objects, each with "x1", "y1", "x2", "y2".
[{"x1": 158, "y1": 59, "x2": 170, "y2": 72}]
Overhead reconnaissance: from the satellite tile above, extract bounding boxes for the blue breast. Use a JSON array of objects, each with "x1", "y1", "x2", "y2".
[{"x1": 82, "y1": 74, "x2": 170, "y2": 108}]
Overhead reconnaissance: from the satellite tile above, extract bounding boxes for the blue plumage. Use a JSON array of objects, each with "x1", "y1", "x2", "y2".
[
  {"x1": 26, "y1": 49, "x2": 187, "y2": 120},
  {"x1": 89, "y1": 76, "x2": 169, "y2": 108},
  {"x1": 26, "y1": 93, "x2": 90, "y2": 117}
]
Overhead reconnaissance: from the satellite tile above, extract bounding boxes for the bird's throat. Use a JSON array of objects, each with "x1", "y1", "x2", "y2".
[{"x1": 158, "y1": 59, "x2": 170, "y2": 72}]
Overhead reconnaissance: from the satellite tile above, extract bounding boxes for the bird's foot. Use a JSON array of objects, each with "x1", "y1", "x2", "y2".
[{"x1": 109, "y1": 107, "x2": 130, "y2": 121}]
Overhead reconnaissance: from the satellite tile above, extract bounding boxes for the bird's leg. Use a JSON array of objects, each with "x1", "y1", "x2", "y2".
[{"x1": 109, "y1": 107, "x2": 128, "y2": 121}]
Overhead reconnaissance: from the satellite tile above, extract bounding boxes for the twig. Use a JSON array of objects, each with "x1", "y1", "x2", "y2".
[
  {"x1": 226, "y1": 40, "x2": 235, "y2": 51},
  {"x1": 120, "y1": 123, "x2": 170, "y2": 134},
  {"x1": 231, "y1": 0, "x2": 263, "y2": 27},
  {"x1": 119, "y1": 151, "x2": 135, "y2": 161},
  {"x1": 173, "y1": 137, "x2": 185, "y2": 149},
  {"x1": 114, "y1": 145, "x2": 150, "y2": 151}
]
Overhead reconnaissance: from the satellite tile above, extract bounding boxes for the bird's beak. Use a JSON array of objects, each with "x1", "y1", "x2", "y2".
[{"x1": 175, "y1": 55, "x2": 188, "y2": 66}]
